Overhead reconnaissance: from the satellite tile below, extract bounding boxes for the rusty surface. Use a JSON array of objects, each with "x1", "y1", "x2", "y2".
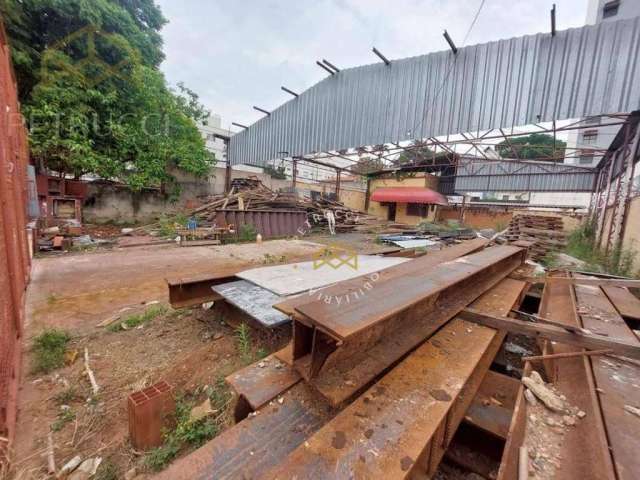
[
  {"x1": 295, "y1": 245, "x2": 524, "y2": 340},
  {"x1": 602, "y1": 285, "x2": 640, "y2": 321},
  {"x1": 465, "y1": 371, "x2": 520, "y2": 440},
  {"x1": 166, "y1": 267, "x2": 242, "y2": 308},
  {"x1": 153, "y1": 383, "x2": 335, "y2": 480},
  {"x1": 293, "y1": 246, "x2": 526, "y2": 405},
  {"x1": 575, "y1": 277, "x2": 640, "y2": 480},
  {"x1": 498, "y1": 271, "x2": 616, "y2": 480},
  {"x1": 225, "y1": 350, "x2": 301, "y2": 411},
  {"x1": 0, "y1": 19, "x2": 31, "y2": 451},
  {"x1": 273, "y1": 237, "x2": 489, "y2": 317},
  {"x1": 215, "y1": 209, "x2": 308, "y2": 239},
  {"x1": 261, "y1": 278, "x2": 525, "y2": 479}
]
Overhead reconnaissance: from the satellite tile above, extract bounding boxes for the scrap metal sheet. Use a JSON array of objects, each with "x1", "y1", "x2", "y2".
[{"x1": 212, "y1": 280, "x2": 290, "y2": 327}]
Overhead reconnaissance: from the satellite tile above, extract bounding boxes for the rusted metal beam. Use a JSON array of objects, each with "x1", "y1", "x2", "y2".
[
  {"x1": 465, "y1": 370, "x2": 520, "y2": 440},
  {"x1": 574, "y1": 277, "x2": 640, "y2": 479},
  {"x1": 274, "y1": 238, "x2": 489, "y2": 317},
  {"x1": 290, "y1": 246, "x2": 526, "y2": 405},
  {"x1": 226, "y1": 349, "x2": 302, "y2": 421},
  {"x1": 602, "y1": 286, "x2": 640, "y2": 321},
  {"x1": 497, "y1": 271, "x2": 616, "y2": 480},
  {"x1": 166, "y1": 268, "x2": 242, "y2": 308},
  {"x1": 261, "y1": 278, "x2": 527, "y2": 479},
  {"x1": 153, "y1": 383, "x2": 334, "y2": 480},
  {"x1": 460, "y1": 309, "x2": 640, "y2": 360}
]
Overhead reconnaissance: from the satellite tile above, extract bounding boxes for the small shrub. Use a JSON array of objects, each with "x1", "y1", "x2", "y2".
[
  {"x1": 51, "y1": 408, "x2": 75, "y2": 432},
  {"x1": 108, "y1": 305, "x2": 168, "y2": 332},
  {"x1": 238, "y1": 224, "x2": 257, "y2": 242},
  {"x1": 54, "y1": 386, "x2": 77, "y2": 405},
  {"x1": 235, "y1": 323, "x2": 252, "y2": 364},
  {"x1": 32, "y1": 329, "x2": 70, "y2": 374},
  {"x1": 95, "y1": 460, "x2": 118, "y2": 480}
]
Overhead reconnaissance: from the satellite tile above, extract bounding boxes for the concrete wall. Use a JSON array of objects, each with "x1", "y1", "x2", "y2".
[
  {"x1": 83, "y1": 165, "x2": 367, "y2": 224},
  {"x1": 621, "y1": 196, "x2": 640, "y2": 272}
]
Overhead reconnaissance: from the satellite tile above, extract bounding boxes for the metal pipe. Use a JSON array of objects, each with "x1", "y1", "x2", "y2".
[
  {"x1": 281, "y1": 86, "x2": 298, "y2": 97},
  {"x1": 231, "y1": 122, "x2": 248, "y2": 129},
  {"x1": 253, "y1": 106, "x2": 271, "y2": 116},
  {"x1": 322, "y1": 59, "x2": 340, "y2": 73},
  {"x1": 551, "y1": 4, "x2": 557, "y2": 36},
  {"x1": 443, "y1": 30, "x2": 458, "y2": 54},
  {"x1": 316, "y1": 61, "x2": 335, "y2": 75},
  {"x1": 372, "y1": 47, "x2": 391, "y2": 65}
]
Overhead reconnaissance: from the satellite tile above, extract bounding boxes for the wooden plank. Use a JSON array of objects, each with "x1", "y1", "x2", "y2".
[
  {"x1": 460, "y1": 309, "x2": 640, "y2": 360},
  {"x1": 602, "y1": 286, "x2": 640, "y2": 321},
  {"x1": 260, "y1": 278, "x2": 526, "y2": 479},
  {"x1": 575, "y1": 280, "x2": 640, "y2": 480}
]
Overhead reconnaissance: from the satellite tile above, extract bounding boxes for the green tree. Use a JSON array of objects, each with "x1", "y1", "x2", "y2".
[
  {"x1": 1, "y1": 0, "x2": 214, "y2": 190},
  {"x1": 495, "y1": 133, "x2": 566, "y2": 160},
  {"x1": 352, "y1": 156, "x2": 385, "y2": 174}
]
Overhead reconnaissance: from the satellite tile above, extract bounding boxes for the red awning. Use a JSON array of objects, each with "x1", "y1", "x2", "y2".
[{"x1": 370, "y1": 187, "x2": 448, "y2": 205}]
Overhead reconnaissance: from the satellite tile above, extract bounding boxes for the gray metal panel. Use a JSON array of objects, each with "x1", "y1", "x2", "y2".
[
  {"x1": 230, "y1": 17, "x2": 640, "y2": 167},
  {"x1": 453, "y1": 158, "x2": 597, "y2": 192}
]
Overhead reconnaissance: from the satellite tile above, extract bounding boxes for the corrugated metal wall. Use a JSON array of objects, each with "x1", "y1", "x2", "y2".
[
  {"x1": 230, "y1": 17, "x2": 640, "y2": 166},
  {"x1": 0, "y1": 21, "x2": 31, "y2": 454},
  {"x1": 453, "y1": 157, "x2": 597, "y2": 192}
]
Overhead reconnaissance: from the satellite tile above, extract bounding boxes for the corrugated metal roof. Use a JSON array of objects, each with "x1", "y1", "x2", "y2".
[
  {"x1": 453, "y1": 157, "x2": 597, "y2": 192},
  {"x1": 230, "y1": 17, "x2": 640, "y2": 167}
]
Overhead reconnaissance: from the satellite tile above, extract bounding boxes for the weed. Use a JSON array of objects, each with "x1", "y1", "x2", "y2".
[
  {"x1": 235, "y1": 323, "x2": 252, "y2": 363},
  {"x1": 563, "y1": 219, "x2": 638, "y2": 277},
  {"x1": 256, "y1": 348, "x2": 268, "y2": 360},
  {"x1": 95, "y1": 460, "x2": 118, "y2": 480},
  {"x1": 54, "y1": 386, "x2": 77, "y2": 405},
  {"x1": 238, "y1": 224, "x2": 257, "y2": 242},
  {"x1": 262, "y1": 253, "x2": 287, "y2": 265},
  {"x1": 145, "y1": 394, "x2": 220, "y2": 471},
  {"x1": 158, "y1": 213, "x2": 188, "y2": 238},
  {"x1": 32, "y1": 329, "x2": 70, "y2": 374},
  {"x1": 207, "y1": 376, "x2": 232, "y2": 412},
  {"x1": 107, "y1": 305, "x2": 168, "y2": 332},
  {"x1": 51, "y1": 408, "x2": 75, "y2": 432}
]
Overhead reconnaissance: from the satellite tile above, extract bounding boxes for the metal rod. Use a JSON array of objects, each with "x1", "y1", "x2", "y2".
[
  {"x1": 443, "y1": 30, "x2": 458, "y2": 54},
  {"x1": 322, "y1": 59, "x2": 340, "y2": 73},
  {"x1": 281, "y1": 86, "x2": 299, "y2": 97},
  {"x1": 551, "y1": 4, "x2": 557, "y2": 36},
  {"x1": 253, "y1": 106, "x2": 271, "y2": 116},
  {"x1": 316, "y1": 61, "x2": 335, "y2": 75},
  {"x1": 372, "y1": 47, "x2": 391, "y2": 65},
  {"x1": 231, "y1": 122, "x2": 248, "y2": 129}
]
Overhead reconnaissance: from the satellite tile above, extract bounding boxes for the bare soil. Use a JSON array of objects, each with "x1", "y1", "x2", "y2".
[{"x1": 9, "y1": 239, "x2": 322, "y2": 480}]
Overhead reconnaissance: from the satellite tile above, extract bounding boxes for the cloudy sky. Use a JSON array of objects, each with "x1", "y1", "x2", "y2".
[{"x1": 155, "y1": 0, "x2": 589, "y2": 132}]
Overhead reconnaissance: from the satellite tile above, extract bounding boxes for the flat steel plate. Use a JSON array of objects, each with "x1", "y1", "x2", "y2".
[{"x1": 212, "y1": 280, "x2": 290, "y2": 327}]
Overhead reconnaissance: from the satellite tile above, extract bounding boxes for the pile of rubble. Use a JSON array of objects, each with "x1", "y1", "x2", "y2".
[{"x1": 505, "y1": 214, "x2": 566, "y2": 260}]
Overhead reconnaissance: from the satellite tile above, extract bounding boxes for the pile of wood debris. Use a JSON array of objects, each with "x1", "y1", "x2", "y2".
[
  {"x1": 505, "y1": 214, "x2": 566, "y2": 261},
  {"x1": 190, "y1": 177, "x2": 374, "y2": 233}
]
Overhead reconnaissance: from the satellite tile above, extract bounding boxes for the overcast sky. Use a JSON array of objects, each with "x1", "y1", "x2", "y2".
[{"x1": 155, "y1": 0, "x2": 589, "y2": 133}]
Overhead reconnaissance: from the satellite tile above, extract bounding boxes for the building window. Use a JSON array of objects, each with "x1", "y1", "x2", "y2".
[
  {"x1": 603, "y1": 0, "x2": 620, "y2": 18},
  {"x1": 579, "y1": 150, "x2": 595, "y2": 165},
  {"x1": 582, "y1": 130, "x2": 598, "y2": 145},
  {"x1": 407, "y1": 203, "x2": 428, "y2": 217}
]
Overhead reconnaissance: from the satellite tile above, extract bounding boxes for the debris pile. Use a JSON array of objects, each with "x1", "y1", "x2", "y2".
[
  {"x1": 190, "y1": 176, "x2": 372, "y2": 233},
  {"x1": 505, "y1": 214, "x2": 566, "y2": 260}
]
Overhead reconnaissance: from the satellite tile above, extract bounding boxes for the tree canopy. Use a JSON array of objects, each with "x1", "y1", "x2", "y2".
[
  {"x1": 495, "y1": 133, "x2": 566, "y2": 161},
  {"x1": 1, "y1": 0, "x2": 214, "y2": 190}
]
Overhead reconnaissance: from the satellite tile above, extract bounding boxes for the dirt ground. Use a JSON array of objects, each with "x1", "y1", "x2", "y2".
[{"x1": 9, "y1": 239, "x2": 324, "y2": 479}]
